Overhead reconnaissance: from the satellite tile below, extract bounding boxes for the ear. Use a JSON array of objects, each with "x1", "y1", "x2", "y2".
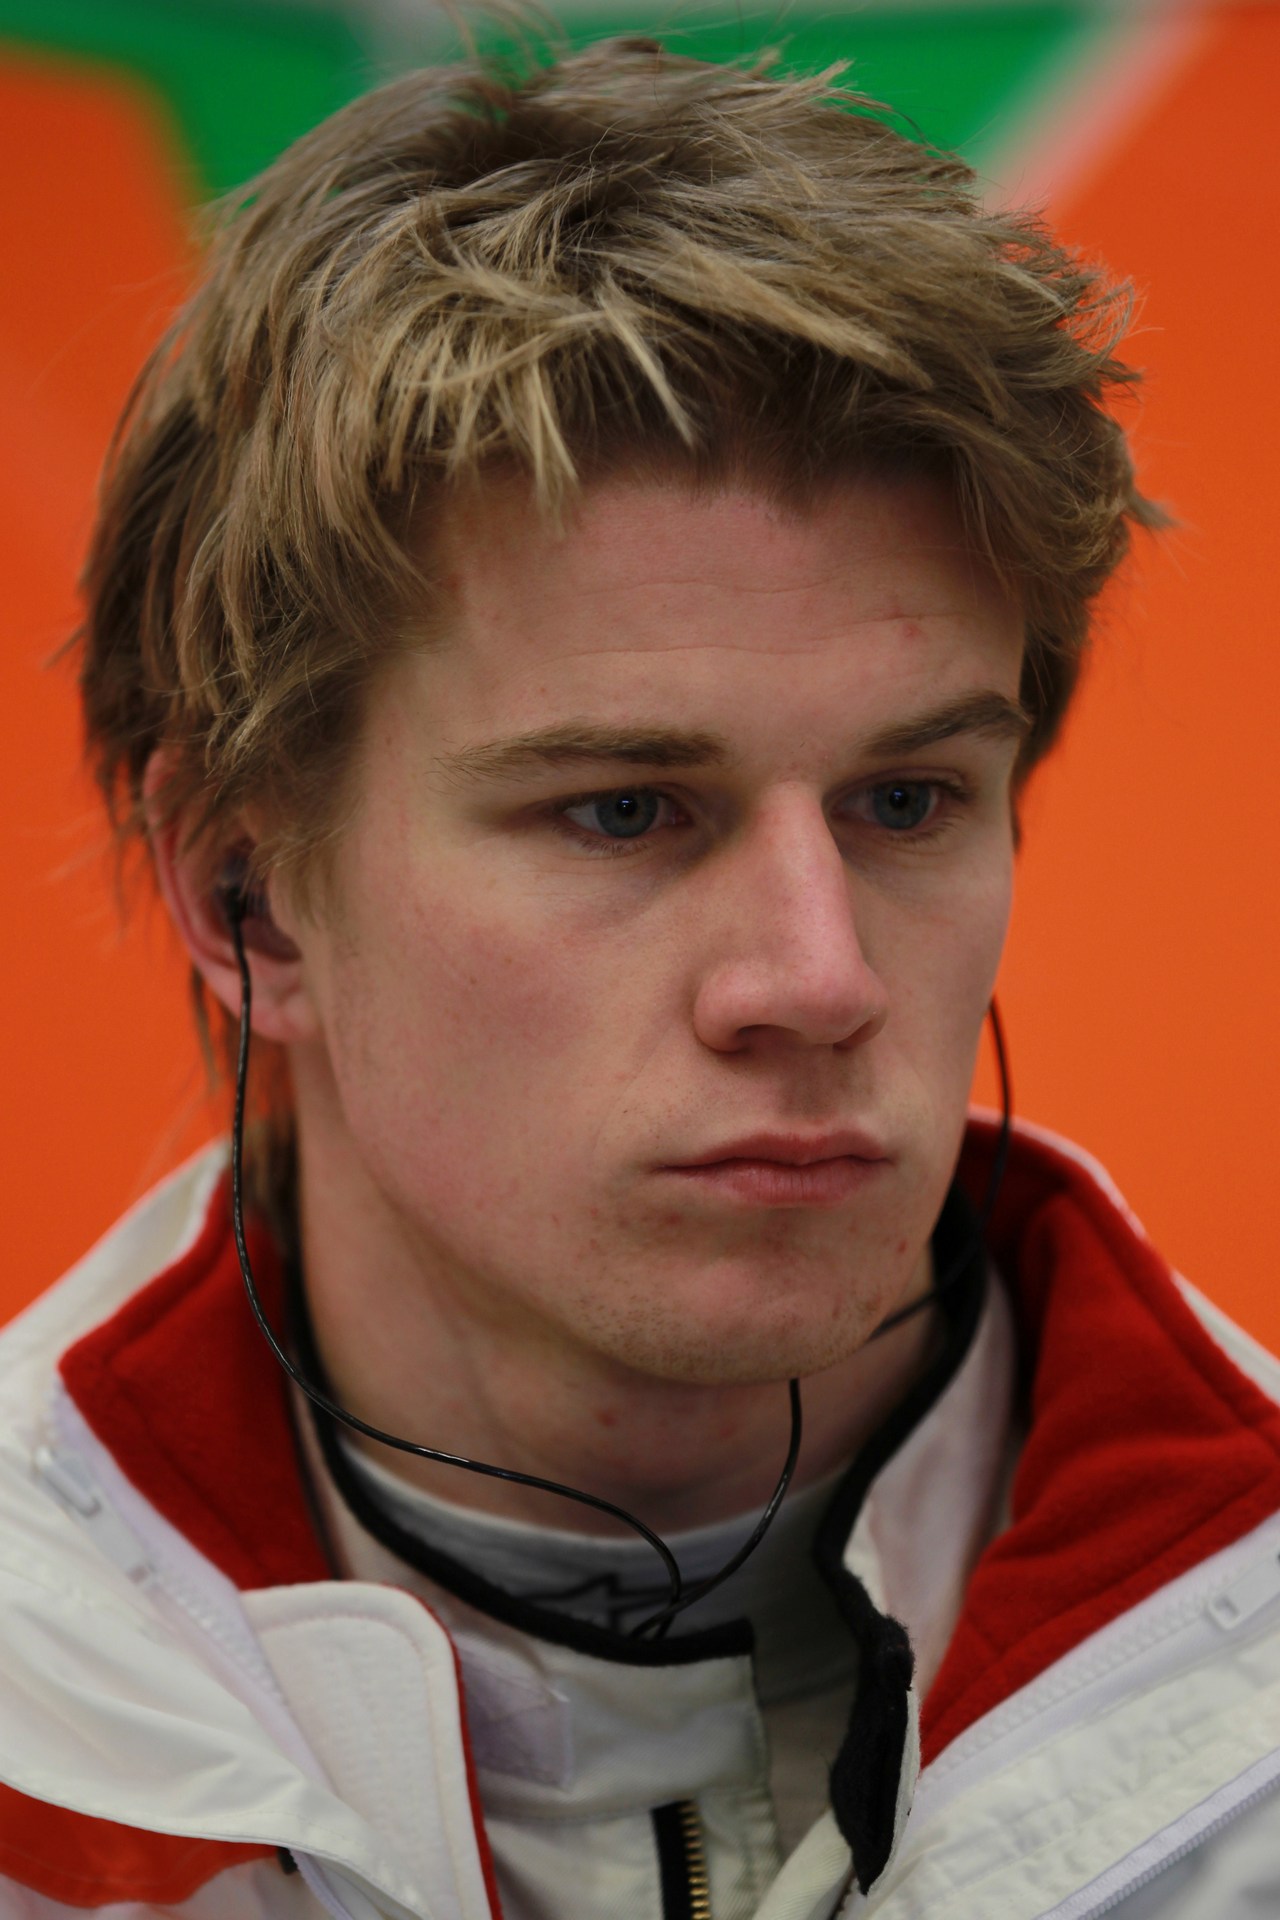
[{"x1": 144, "y1": 751, "x2": 320, "y2": 1046}]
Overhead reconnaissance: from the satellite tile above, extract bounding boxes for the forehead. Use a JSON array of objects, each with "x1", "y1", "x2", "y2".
[
  {"x1": 405, "y1": 472, "x2": 1024, "y2": 747},
  {"x1": 437, "y1": 469, "x2": 1003, "y2": 618}
]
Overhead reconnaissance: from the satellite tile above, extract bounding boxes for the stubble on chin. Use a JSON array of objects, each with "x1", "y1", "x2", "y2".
[{"x1": 543, "y1": 1235, "x2": 926, "y2": 1390}]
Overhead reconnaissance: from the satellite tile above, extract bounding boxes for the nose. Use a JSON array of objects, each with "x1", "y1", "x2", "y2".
[{"x1": 691, "y1": 790, "x2": 887, "y2": 1054}]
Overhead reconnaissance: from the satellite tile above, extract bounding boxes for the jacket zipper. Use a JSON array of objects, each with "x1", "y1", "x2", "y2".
[
  {"x1": 653, "y1": 1799, "x2": 711, "y2": 1920},
  {"x1": 1048, "y1": 1767, "x2": 1280, "y2": 1919}
]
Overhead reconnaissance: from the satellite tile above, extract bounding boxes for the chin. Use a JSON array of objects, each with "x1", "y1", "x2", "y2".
[{"x1": 591, "y1": 1288, "x2": 892, "y2": 1388}]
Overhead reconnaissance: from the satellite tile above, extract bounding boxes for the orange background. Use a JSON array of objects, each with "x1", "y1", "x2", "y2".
[
  {"x1": 985, "y1": 6, "x2": 1280, "y2": 1348},
  {"x1": 3, "y1": 9, "x2": 1278, "y2": 1347}
]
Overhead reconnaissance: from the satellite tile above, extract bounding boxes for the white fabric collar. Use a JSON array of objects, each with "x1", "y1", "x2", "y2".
[{"x1": 333, "y1": 1429, "x2": 857, "y2": 1704}]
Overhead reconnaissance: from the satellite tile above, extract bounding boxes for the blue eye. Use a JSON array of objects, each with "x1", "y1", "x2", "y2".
[
  {"x1": 563, "y1": 789, "x2": 663, "y2": 839},
  {"x1": 868, "y1": 782, "x2": 936, "y2": 831}
]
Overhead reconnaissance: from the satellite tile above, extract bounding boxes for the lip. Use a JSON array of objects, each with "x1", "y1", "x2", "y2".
[
  {"x1": 660, "y1": 1132, "x2": 890, "y2": 1209},
  {"x1": 671, "y1": 1130, "x2": 889, "y2": 1169}
]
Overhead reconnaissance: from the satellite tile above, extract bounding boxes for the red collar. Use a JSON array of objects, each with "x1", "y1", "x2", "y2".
[
  {"x1": 60, "y1": 1189, "x2": 328, "y2": 1589},
  {"x1": 924, "y1": 1123, "x2": 1280, "y2": 1758},
  {"x1": 59, "y1": 1123, "x2": 1280, "y2": 1765}
]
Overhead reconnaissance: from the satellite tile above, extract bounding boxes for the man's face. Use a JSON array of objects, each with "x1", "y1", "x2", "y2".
[{"x1": 290, "y1": 473, "x2": 1025, "y2": 1387}]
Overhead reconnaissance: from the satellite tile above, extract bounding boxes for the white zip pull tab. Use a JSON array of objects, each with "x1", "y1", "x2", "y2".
[
  {"x1": 1206, "y1": 1547, "x2": 1280, "y2": 1632},
  {"x1": 32, "y1": 1444, "x2": 153, "y2": 1584}
]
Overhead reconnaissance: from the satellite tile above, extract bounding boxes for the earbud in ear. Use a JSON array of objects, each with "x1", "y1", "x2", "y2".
[
  {"x1": 215, "y1": 849, "x2": 264, "y2": 927},
  {"x1": 214, "y1": 851, "x2": 299, "y2": 958}
]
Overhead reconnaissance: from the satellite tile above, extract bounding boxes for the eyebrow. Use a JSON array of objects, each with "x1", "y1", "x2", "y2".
[
  {"x1": 438, "y1": 691, "x2": 1031, "y2": 783},
  {"x1": 862, "y1": 690, "x2": 1032, "y2": 758},
  {"x1": 439, "y1": 723, "x2": 730, "y2": 781}
]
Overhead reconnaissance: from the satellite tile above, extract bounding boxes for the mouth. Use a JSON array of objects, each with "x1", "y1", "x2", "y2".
[{"x1": 661, "y1": 1133, "x2": 890, "y2": 1209}]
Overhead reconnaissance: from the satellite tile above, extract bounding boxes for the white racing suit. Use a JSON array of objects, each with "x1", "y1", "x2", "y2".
[{"x1": 2, "y1": 1115, "x2": 1279, "y2": 1919}]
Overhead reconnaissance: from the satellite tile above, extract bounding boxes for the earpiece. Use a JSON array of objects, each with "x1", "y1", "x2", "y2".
[
  {"x1": 214, "y1": 851, "x2": 299, "y2": 959},
  {"x1": 215, "y1": 849, "x2": 262, "y2": 927}
]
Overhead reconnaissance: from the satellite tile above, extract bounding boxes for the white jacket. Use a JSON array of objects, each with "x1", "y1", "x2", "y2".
[{"x1": 2, "y1": 1117, "x2": 1279, "y2": 1920}]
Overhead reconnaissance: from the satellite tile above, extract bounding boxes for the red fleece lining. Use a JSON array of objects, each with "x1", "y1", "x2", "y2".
[
  {"x1": 59, "y1": 1183, "x2": 329, "y2": 1591},
  {"x1": 924, "y1": 1127, "x2": 1280, "y2": 1763},
  {"x1": 0, "y1": 1785, "x2": 273, "y2": 1908}
]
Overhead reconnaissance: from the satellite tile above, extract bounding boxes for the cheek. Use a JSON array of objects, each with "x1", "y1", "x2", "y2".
[
  {"x1": 897, "y1": 854, "x2": 1013, "y2": 1089},
  {"x1": 947, "y1": 867, "x2": 1014, "y2": 1124},
  {"x1": 954, "y1": 863, "x2": 1014, "y2": 1016},
  {"x1": 321, "y1": 870, "x2": 624, "y2": 1197},
  {"x1": 976, "y1": 854, "x2": 1016, "y2": 1000}
]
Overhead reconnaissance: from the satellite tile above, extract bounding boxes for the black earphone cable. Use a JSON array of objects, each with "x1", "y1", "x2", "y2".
[{"x1": 223, "y1": 887, "x2": 1007, "y2": 1639}]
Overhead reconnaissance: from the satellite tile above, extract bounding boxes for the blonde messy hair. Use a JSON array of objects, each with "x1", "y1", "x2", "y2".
[{"x1": 79, "y1": 28, "x2": 1157, "y2": 905}]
